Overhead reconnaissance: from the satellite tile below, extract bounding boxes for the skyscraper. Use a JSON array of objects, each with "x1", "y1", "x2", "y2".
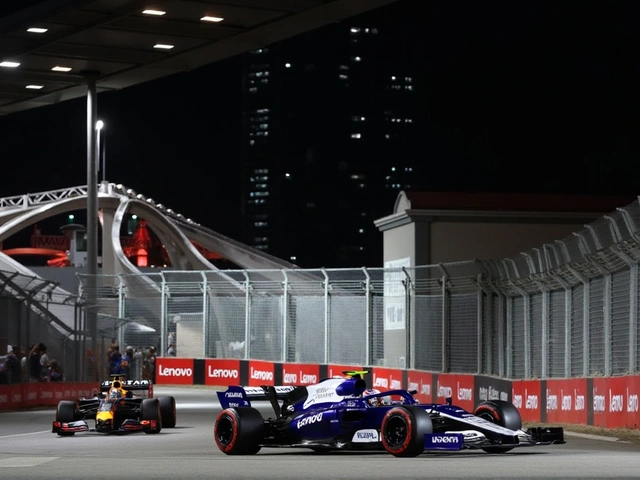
[{"x1": 240, "y1": 4, "x2": 421, "y2": 268}]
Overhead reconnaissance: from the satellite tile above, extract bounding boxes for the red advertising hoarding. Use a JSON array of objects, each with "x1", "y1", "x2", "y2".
[
  {"x1": 247, "y1": 360, "x2": 275, "y2": 386},
  {"x1": 371, "y1": 367, "x2": 404, "y2": 392},
  {"x1": 545, "y1": 378, "x2": 588, "y2": 424},
  {"x1": 407, "y1": 370, "x2": 433, "y2": 403},
  {"x1": 435, "y1": 374, "x2": 475, "y2": 412},
  {"x1": 592, "y1": 375, "x2": 640, "y2": 429},
  {"x1": 204, "y1": 359, "x2": 241, "y2": 386},
  {"x1": 326, "y1": 364, "x2": 363, "y2": 379},
  {"x1": 0, "y1": 383, "x2": 95, "y2": 411},
  {"x1": 155, "y1": 357, "x2": 194, "y2": 385},
  {"x1": 282, "y1": 363, "x2": 320, "y2": 385},
  {"x1": 511, "y1": 380, "x2": 541, "y2": 422}
]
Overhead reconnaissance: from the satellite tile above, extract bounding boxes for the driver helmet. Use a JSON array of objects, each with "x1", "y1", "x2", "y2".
[
  {"x1": 363, "y1": 388, "x2": 381, "y2": 406},
  {"x1": 109, "y1": 388, "x2": 122, "y2": 399}
]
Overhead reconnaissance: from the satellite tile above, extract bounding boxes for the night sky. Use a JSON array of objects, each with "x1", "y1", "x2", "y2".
[{"x1": 1, "y1": 0, "x2": 639, "y2": 242}]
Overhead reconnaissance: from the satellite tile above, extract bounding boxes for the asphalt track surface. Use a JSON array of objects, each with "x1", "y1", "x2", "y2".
[{"x1": 1, "y1": 386, "x2": 639, "y2": 480}]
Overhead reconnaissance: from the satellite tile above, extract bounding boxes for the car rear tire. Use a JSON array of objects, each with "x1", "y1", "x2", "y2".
[
  {"x1": 159, "y1": 396, "x2": 177, "y2": 428},
  {"x1": 214, "y1": 407, "x2": 264, "y2": 455},
  {"x1": 56, "y1": 400, "x2": 77, "y2": 436},
  {"x1": 381, "y1": 406, "x2": 432, "y2": 457},
  {"x1": 473, "y1": 400, "x2": 522, "y2": 453},
  {"x1": 140, "y1": 398, "x2": 162, "y2": 434}
]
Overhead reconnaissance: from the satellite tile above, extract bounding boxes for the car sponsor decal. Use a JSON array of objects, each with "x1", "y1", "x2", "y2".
[
  {"x1": 352, "y1": 429, "x2": 379, "y2": 443},
  {"x1": 424, "y1": 433, "x2": 464, "y2": 450}
]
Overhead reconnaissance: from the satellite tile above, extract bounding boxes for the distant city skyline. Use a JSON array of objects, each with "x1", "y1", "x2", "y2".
[{"x1": 1, "y1": 1, "x2": 640, "y2": 267}]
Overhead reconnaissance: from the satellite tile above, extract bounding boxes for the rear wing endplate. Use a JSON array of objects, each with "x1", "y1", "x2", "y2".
[{"x1": 217, "y1": 385, "x2": 294, "y2": 411}]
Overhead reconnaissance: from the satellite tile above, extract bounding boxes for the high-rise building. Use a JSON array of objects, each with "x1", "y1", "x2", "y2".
[{"x1": 240, "y1": 4, "x2": 421, "y2": 268}]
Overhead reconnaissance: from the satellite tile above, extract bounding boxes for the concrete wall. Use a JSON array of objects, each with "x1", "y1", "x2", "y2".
[{"x1": 429, "y1": 221, "x2": 585, "y2": 264}]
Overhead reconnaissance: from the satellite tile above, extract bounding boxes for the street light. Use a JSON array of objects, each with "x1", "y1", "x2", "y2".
[{"x1": 95, "y1": 120, "x2": 105, "y2": 182}]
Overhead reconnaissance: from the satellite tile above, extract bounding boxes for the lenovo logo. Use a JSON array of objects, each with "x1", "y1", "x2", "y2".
[
  {"x1": 158, "y1": 365, "x2": 193, "y2": 377},
  {"x1": 208, "y1": 367, "x2": 239, "y2": 378},
  {"x1": 250, "y1": 368, "x2": 273, "y2": 381}
]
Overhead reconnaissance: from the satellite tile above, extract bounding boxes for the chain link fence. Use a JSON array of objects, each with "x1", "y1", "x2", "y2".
[{"x1": 5, "y1": 197, "x2": 640, "y2": 382}]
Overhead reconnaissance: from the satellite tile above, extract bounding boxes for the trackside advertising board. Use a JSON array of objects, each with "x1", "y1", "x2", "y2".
[
  {"x1": 434, "y1": 374, "x2": 475, "y2": 412},
  {"x1": 511, "y1": 380, "x2": 542, "y2": 422},
  {"x1": 326, "y1": 364, "x2": 364, "y2": 379},
  {"x1": 474, "y1": 376, "x2": 511, "y2": 405},
  {"x1": 371, "y1": 367, "x2": 404, "y2": 392},
  {"x1": 204, "y1": 359, "x2": 241, "y2": 386},
  {"x1": 592, "y1": 375, "x2": 640, "y2": 428},
  {"x1": 407, "y1": 370, "x2": 433, "y2": 403},
  {"x1": 0, "y1": 383, "x2": 94, "y2": 410},
  {"x1": 544, "y1": 378, "x2": 588, "y2": 425},
  {"x1": 247, "y1": 360, "x2": 275, "y2": 386},
  {"x1": 282, "y1": 363, "x2": 320, "y2": 385},
  {"x1": 156, "y1": 357, "x2": 194, "y2": 385}
]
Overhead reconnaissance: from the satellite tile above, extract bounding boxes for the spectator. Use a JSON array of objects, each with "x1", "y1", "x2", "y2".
[
  {"x1": 19, "y1": 346, "x2": 28, "y2": 382},
  {"x1": 49, "y1": 360, "x2": 63, "y2": 381},
  {"x1": 167, "y1": 343, "x2": 176, "y2": 356},
  {"x1": 121, "y1": 346, "x2": 133, "y2": 379},
  {"x1": 143, "y1": 346, "x2": 156, "y2": 382},
  {"x1": 39, "y1": 343, "x2": 50, "y2": 379},
  {"x1": 130, "y1": 347, "x2": 143, "y2": 379},
  {"x1": 0, "y1": 346, "x2": 10, "y2": 384},
  {"x1": 28, "y1": 343, "x2": 43, "y2": 382},
  {"x1": 109, "y1": 345, "x2": 123, "y2": 375},
  {"x1": 5, "y1": 346, "x2": 20, "y2": 384}
]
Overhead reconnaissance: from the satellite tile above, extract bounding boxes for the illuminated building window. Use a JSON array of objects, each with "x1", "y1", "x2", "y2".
[{"x1": 351, "y1": 133, "x2": 362, "y2": 139}]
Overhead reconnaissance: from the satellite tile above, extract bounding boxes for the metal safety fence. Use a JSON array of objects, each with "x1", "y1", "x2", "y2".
[{"x1": 4, "y1": 197, "x2": 640, "y2": 382}]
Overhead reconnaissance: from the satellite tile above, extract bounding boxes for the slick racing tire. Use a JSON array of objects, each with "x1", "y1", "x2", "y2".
[
  {"x1": 56, "y1": 400, "x2": 77, "y2": 436},
  {"x1": 159, "y1": 396, "x2": 177, "y2": 428},
  {"x1": 140, "y1": 398, "x2": 162, "y2": 434},
  {"x1": 381, "y1": 406, "x2": 433, "y2": 457},
  {"x1": 214, "y1": 407, "x2": 264, "y2": 455},
  {"x1": 473, "y1": 400, "x2": 522, "y2": 453}
]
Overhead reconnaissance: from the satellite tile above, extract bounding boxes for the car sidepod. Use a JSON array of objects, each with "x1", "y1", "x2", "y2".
[
  {"x1": 381, "y1": 406, "x2": 433, "y2": 457},
  {"x1": 215, "y1": 407, "x2": 265, "y2": 455}
]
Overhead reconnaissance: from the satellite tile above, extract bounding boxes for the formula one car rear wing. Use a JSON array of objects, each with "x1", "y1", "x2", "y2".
[
  {"x1": 99, "y1": 375, "x2": 154, "y2": 397},
  {"x1": 217, "y1": 385, "x2": 297, "y2": 416}
]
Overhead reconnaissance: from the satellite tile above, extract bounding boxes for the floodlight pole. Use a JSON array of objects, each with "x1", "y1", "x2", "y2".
[{"x1": 84, "y1": 71, "x2": 99, "y2": 378}]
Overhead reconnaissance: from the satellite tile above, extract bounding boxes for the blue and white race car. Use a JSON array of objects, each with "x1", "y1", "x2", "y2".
[{"x1": 214, "y1": 371, "x2": 565, "y2": 457}]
